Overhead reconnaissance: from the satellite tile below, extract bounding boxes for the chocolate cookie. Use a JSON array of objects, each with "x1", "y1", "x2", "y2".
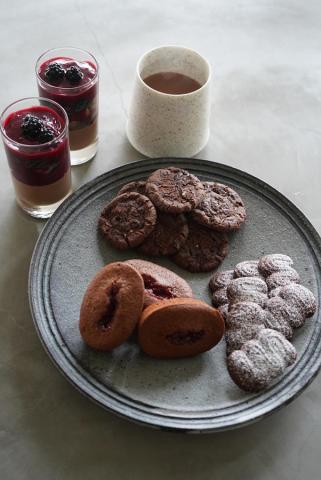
[
  {"x1": 172, "y1": 221, "x2": 229, "y2": 273},
  {"x1": 138, "y1": 298, "x2": 225, "y2": 359},
  {"x1": 225, "y1": 301, "x2": 266, "y2": 330},
  {"x1": 227, "y1": 329, "x2": 297, "y2": 392},
  {"x1": 258, "y1": 254, "x2": 293, "y2": 277},
  {"x1": 227, "y1": 277, "x2": 268, "y2": 308},
  {"x1": 145, "y1": 167, "x2": 205, "y2": 214},
  {"x1": 234, "y1": 260, "x2": 261, "y2": 278},
  {"x1": 99, "y1": 192, "x2": 157, "y2": 250},
  {"x1": 139, "y1": 212, "x2": 188, "y2": 256},
  {"x1": 265, "y1": 296, "x2": 305, "y2": 334},
  {"x1": 212, "y1": 287, "x2": 228, "y2": 307},
  {"x1": 118, "y1": 180, "x2": 147, "y2": 196},
  {"x1": 269, "y1": 286, "x2": 283, "y2": 298},
  {"x1": 279, "y1": 284, "x2": 316, "y2": 318},
  {"x1": 266, "y1": 268, "x2": 300, "y2": 290},
  {"x1": 191, "y1": 182, "x2": 246, "y2": 232},
  {"x1": 79, "y1": 262, "x2": 144, "y2": 351},
  {"x1": 209, "y1": 270, "x2": 234, "y2": 292},
  {"x1": 218, "y1": 304, "x2": 229, "y2": 320},
  {"x1": 225, "y1": 302, "x2": 266, "y2": 354},
  {"x1": 125, "y1": 259, "x2": 193, "y2": 307}
]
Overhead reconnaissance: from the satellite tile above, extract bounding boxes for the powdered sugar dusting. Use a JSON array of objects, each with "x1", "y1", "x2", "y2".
[
  {"x1": 266, "y1": 268, "x2": 300, "y2": 290},
  {"x1": 234, "y1": 260, "x2": 261, "y2": 278},
  {"x1": 209, "y1": 270, "x2": 234, "y2": 291},
  {"x1": 258, "y1": 254, "x2": 293, "y2": 276},
  {"x1": 212, "y1": 287, "x2": 228, "y2": 307},
  {"x1": 209, "y1": 253, "x2": 316, "y2": 392},
  {"x1": 227, "y1": 329, "x2": 297, "y2": 392},
  {"x1": 279, "y1": 284, "x2": 317, "y2": 318}
]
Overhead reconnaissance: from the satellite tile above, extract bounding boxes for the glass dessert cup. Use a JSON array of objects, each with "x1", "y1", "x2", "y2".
[
  {"x1": 1, "y1": 97, "x2": 72, "y2": 219},
  {"x1": 36, "y1": 47, "x2": 99, "y2": 166}
]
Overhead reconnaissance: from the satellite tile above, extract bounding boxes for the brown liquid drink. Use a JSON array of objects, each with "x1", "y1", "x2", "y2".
[
  {"x1": 143, "y1": 72, "x2": 202, "y2": 94},
  {"x1": 127, "y1": 46, "x2": 211, "y2": 157}
]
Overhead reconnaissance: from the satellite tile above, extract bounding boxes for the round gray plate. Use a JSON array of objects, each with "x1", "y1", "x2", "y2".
[{"x1": 29, "y1": 158, "x2": 321, "y2": 433}]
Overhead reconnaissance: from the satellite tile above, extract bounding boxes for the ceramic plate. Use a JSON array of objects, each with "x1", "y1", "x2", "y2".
[{"x1": 29, "y1": 158, "x2": 321, "y2": 432}]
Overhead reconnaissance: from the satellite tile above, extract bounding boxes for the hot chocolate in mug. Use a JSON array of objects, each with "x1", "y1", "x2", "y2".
[{"x1": 127, "y1": 45, "x2": 211, "y2": 158}]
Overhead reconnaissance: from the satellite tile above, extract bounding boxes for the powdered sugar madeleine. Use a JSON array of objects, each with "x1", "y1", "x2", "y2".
[{"x1": 138, "y1": 298, "x2": 225, "y2": 359}]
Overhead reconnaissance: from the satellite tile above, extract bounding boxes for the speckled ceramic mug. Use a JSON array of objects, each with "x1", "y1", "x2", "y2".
[{"x1": 127, "y1": 45, "x2": 211, "y2": 157}]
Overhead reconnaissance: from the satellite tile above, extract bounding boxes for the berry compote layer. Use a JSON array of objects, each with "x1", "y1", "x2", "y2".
[
  {"x1": 3, "y1": 106, "x2": 71, "y2": 207},
  {"x1": 38, "y1": 57, "x2": 98, "y2": 151}
]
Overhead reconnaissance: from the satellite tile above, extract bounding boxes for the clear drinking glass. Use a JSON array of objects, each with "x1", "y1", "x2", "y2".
[
  {"x1": 1, "y1": 97, "x2": 72, "y2": 219},
  {"x1": 36, "y1": 47, "x2": 99, "y2": 166}
]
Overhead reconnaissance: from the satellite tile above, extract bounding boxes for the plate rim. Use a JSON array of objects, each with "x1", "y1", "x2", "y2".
[{"x1": 28, "y1": 157, "x2": 321, "y2": 433}]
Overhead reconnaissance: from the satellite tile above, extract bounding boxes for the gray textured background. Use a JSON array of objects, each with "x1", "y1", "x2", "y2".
[{"x1": 1, "y1": 0, "x2": 321, "y2": 479}]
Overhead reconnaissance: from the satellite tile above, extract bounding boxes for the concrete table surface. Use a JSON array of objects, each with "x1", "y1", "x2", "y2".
[{"x1": 1, "y1": 1, "x2": 321, "y2": 479}]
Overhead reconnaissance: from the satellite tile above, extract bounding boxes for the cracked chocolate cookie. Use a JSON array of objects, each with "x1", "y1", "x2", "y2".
[
  {"x1": 118, "y1": 180, "x2": 147, "y2": 196},
  {"x1": 172, "y1": 220, "x2": 229, "y2": 273},
  {"x1": 79, "y1": 262, "x2": 144, "y2": 350},
  {"x1": 139, "y1": 212, "x2": 189, "y2": 256},
  {"x1": 191, "y1": 182, "x2": 246, "y2": 232},
  {"x1": 145, "y1": 167, "x2": 205, "y2": 214},
  {"x1": 99, "y1": 192, "x2": 157, "y2": 250}
]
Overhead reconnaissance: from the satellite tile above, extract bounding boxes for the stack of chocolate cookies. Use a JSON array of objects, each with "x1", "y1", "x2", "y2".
[
  {"x1": 99, "y1": 167, "x2": 247, "y2": 272},
  {"x1": 209, "y1": 254, "x2": 317, "y2": 392}
]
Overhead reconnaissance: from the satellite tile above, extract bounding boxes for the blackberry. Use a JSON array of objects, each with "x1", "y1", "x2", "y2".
[
  {"x1": 65, "y1": 65, "x2": 84, "y2": 84},
  {"x1": 21, "y1": 114, "x2": 43, "y2": 139},
  {"x1": 44, "y1": 62, "x2": 65, "y2": 83},
  {"x1": 38, "y1": 127, "x2": 55, "y2": 143}
]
